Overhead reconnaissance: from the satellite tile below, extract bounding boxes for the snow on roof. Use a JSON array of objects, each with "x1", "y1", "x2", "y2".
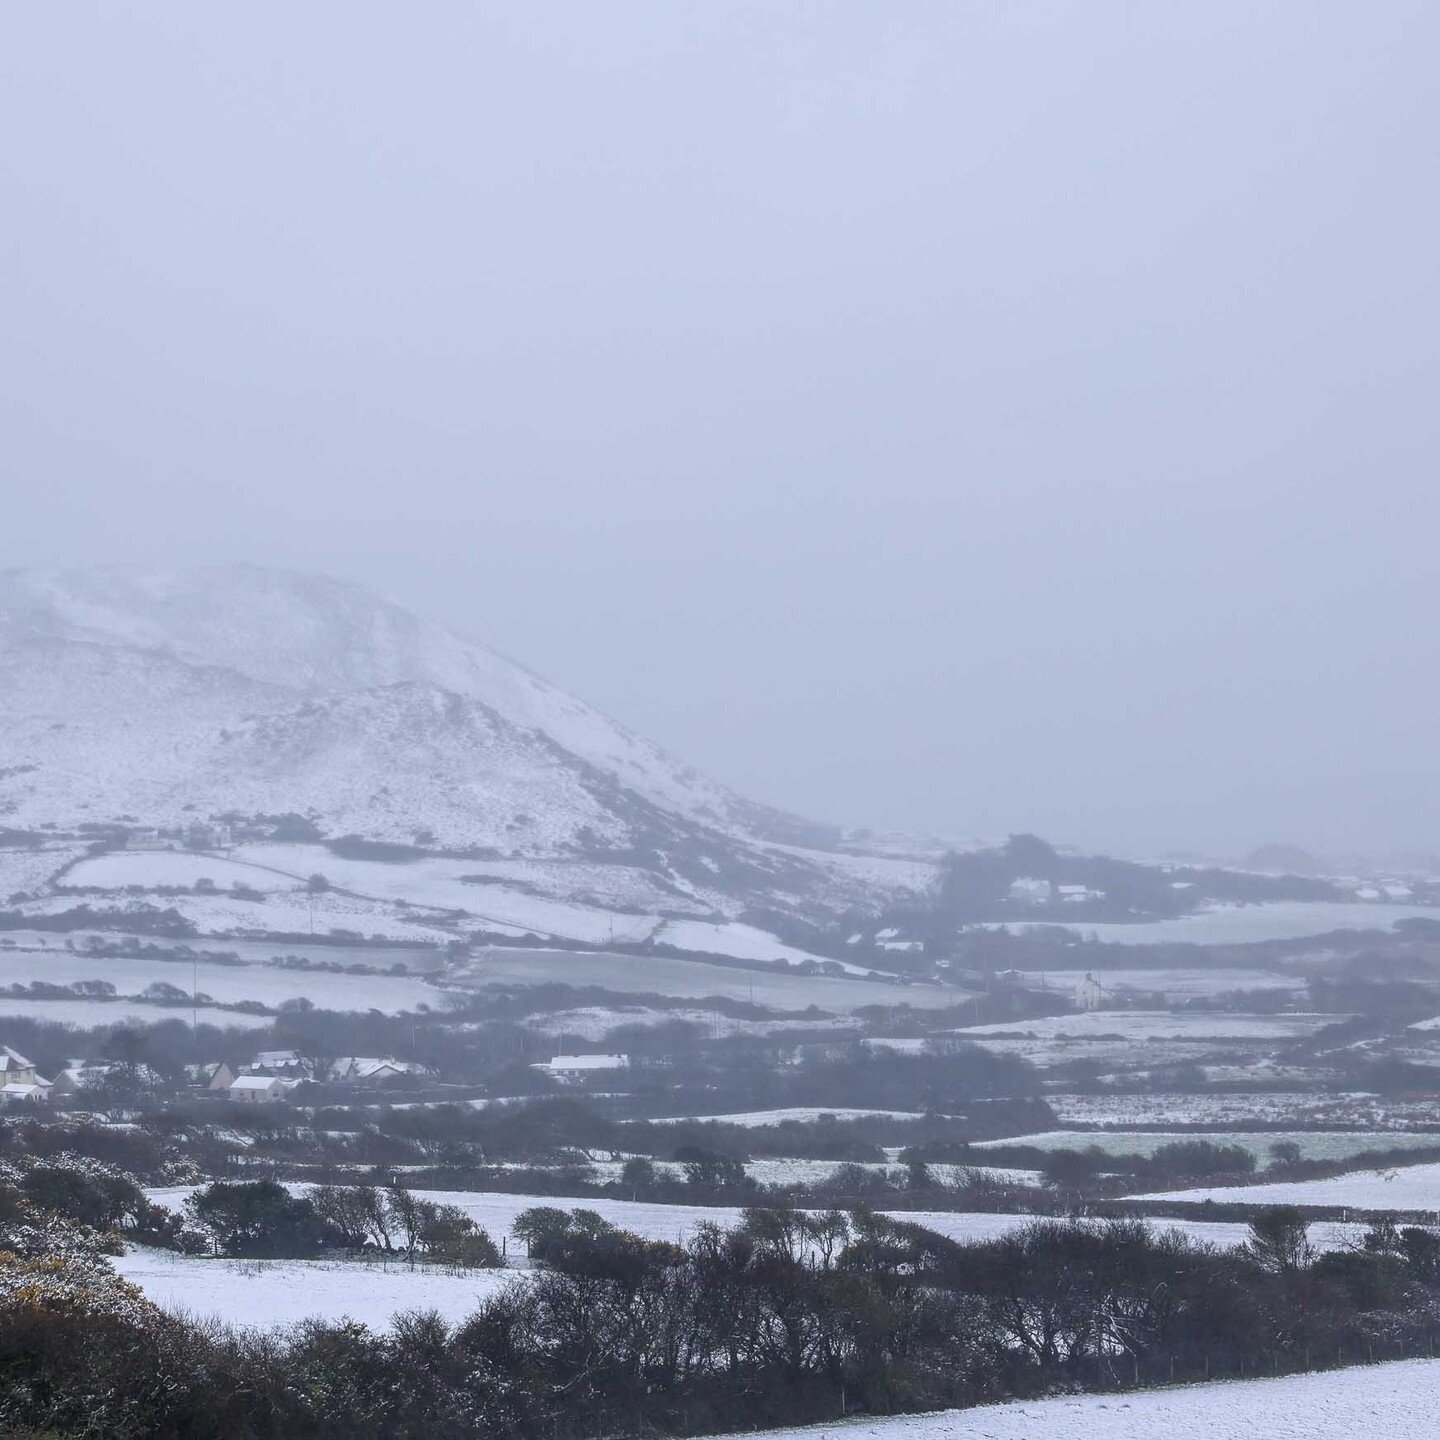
[
  {"x1": 229, "y1": 1074, "x2": 282, "y2": 1091},
  {"x1": 0, "y1": 1046, "x2": 35, "y2": 1071},
  {"x1": 338, "y1": 1055, "x2": 418, "y2": 1078},
  {"x1": 542, "y1": 1053, "x2": 629, "y2": 1070}
]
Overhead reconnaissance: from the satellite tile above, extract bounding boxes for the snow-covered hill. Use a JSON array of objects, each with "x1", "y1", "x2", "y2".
[{"x1": 0, "y1": 566, "x2": 928, "y2": 922}]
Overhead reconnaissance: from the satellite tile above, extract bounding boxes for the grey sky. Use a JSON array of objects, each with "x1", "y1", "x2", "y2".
[{"x1": 3, "y1": 4, "x2": 1437, "y2": 859}]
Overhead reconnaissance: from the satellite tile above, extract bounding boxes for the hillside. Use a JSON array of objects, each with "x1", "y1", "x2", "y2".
[{"x1": 0, "y1": 566, "x2": 928, "y2": 929}]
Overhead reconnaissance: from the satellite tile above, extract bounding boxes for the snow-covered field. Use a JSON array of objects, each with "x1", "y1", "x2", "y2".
[
  {"x1": 463, "y1": 947, "x2": 968, "y2": 1012},
  {"x1": 1004, "y1": 967, "x2": 1303, "y2": 998},
  {"x1": 1132, "y1": 1161, "x2": 1440, "y2": 1211},
  {"x1": 114, "y1": 1246, "x2": 515, "y2": 1327},
  {"x1": 145, "y1": 1189, "x2": 1361, "y2": 1256},
  {"x1": 65, "y1": 850, "x2": 293, "y2": 892},
  {"x1": 971, "y1": 901, "x2": 1440, "y2": 946},
  {"x1": 585, "y1": 1158, "x2": 1044, "y2": 1188},
  {"x1": 973, "y1": 1130, "x2": 1440, "y2": 1164},
  {"x1": 653, "y1": 919, "x2": 857, "y2": 969},
  {"x1": 525, "y1": 1007, "x2": 862, "y2": 1041},
  {"x1": 0, "y1": 844, "x2": 85, "y2": 897},
  {"x1": 0, "y1": 996, "x2": 272, "y2": 1029},
  {"x1": 647, "y1": 1107, "x2": 932, "y2": 1127},
  {"x1": 0, "y1": 945, "x2": 448, "y2": 1014},
  {"x1": 952, "y1": 1012, "x2": 1339, "y2": 1042},
  {"x1": 1047, "y1": 1092, "x2": 1440, "y2": 1131},
  {"x1": 695, "y1": 1361, "x2": 1440, "y2": 1440}
]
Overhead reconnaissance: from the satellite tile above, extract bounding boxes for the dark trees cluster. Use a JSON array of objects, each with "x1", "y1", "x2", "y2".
[{"x1": 6, "y1": 1201, "x2": 1440, "y2": 1439}]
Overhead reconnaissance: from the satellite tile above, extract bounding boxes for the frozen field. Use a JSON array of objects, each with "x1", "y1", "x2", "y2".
[
  {"x1": 1006, "y1": 967, "x2": 1302, "y2": 998},
  {"x1": 871, "y1": 1036, "x2": 1233, "y2": 1071},
  {"x1": 0, "y1": 996, "x2": 272, "y2": 1029},
  {"x1": 953, "y1": 1012, "x2": 1339, "y2": 1042},
  {"x1": 146, "y1": 1188, "x2": 1360, "y2": 1256},
  {"x1": 972, "y1": 901, "x2": 1440, "y2": 946},
  {"x1": 463, "y1": 947, "x2": 968, "y2": 1012},
  {"x1": 0, "y1": 844, "x2": 84, "y2": 897},
  {"x1": 586, "y1": 1158, "x2": 1044, "y2": 1188},
  {"x1": 114, "y1": 1246, "x2": 514, "y2": 1327},
  {"x1": 973, "y1": 1130, "x2": 1440, "y2": 1164},
  {"x1": 1133, "y1": 1161, "x2": 1440, "y2": 1211},
  {"x1": 0, "y1": 945, "x2": 448, "y2": 1014},
  {"x1": 648, "y1": 1107, "x2": 932, "y2": 1127},
  {"x1": 696, "y1": 1360, "x2": 1440, "y2": 1440},
  {"x1": 65, "y1": 850, "x2": 295, "y2": 892},
  {"x1": 526, "y1": 1007, "x2": 862, "y2": 1041},
  {"x1": 1047, "y1": 1092, "x2": 1440, "y2": 1131}
]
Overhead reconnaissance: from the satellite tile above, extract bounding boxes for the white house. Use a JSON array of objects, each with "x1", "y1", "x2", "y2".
[
  {"x1": 228, "y1": 1074, "x2": 286, "y2": 1104},
  {"x1": 0, "y1": 1081, "x2": 50, "y2": 1104},
  {"x1": 1007, "y1": 877, "x2": 1053, "y2": 906},
  {"x1": 331, "y1": 1056, "x2": 428, "y2": 1085},
  {"x1": 0, "y1": 1046, "x2": 41, "y2": 1088},
  {"x1": 1074, "y1": 972, "x2": 1109, "y2": 1011},
  {"x1": 533, "y1": 1053, "x2": 630, "y2": 1084}
]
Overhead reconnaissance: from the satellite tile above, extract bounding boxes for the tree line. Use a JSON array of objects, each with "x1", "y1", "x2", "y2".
[{"x1": 7, "y1": 1180, "x2": 1440, "y2": 1439}]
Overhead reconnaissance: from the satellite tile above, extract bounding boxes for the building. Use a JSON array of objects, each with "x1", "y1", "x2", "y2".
[
  {"x1": 51, "y1": 1065, "x2": 110, "y2": 1097},
  {"x1": 532, "y1": 1054, "x2": 630, "y2": 1084},
  {"x1": 0, "y1": 1046, "x2": 41, "y2": 1088},
  {"x1": 0, "y1": 1081, "x2": 50, "y2": 1104},
  {"x1": 330, "y1": 1056, "x2": 429, "y2": 1085},
  {"x1": 228, "y1": 1074, "x2": 286, "y2": 1104},
  {"x1": 1007, "y1": 877, "x2": 1053, "y2": 906},
  {"x1": 1074, "y1": 972, "x2": 1110, "y2": 1011}
]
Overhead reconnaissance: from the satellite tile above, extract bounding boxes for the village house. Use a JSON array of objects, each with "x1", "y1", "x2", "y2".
[
  {"x1": 0, "y1": 1046, "x2": 41, "y2": 1088},
  {"x1": 331, "y1": 1056, "x2": 430, "y2": 1085},
  {"x1": 50, "y1": 1064, "x2": 111, "y2": 1097},
  {"x1": 1074, "y1": 972, "x2": 1110, "y2": 1011},
  {"x1": 227, "y1": 1074, "x2": 286, "y2": 1104}
]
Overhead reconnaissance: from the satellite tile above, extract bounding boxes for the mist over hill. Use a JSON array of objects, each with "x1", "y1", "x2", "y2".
[{"x1": 0, "y1": 566, "x2": 893, "y2": 914}]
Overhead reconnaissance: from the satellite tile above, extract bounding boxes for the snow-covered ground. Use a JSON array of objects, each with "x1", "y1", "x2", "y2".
[
  {"x1": 973, "y1": 1130, "x2": 1440, "y2": 1164},
  {"x1": 0, "y1": 996, "x2": 272, "y2": 1029},
  {"x1": 0, "y1": 945, "x2": 448, "y2": 1014},
  {"x1": 1047, "y1": 1092, "x2": 1440, "y2": 1131},
  {"x1": 144, "y1": 1189, "x2": 1361, "y2": 1256},
  {"x1": 647, "y1": 1107, "x2": 933, "y2": 1127},
  {"x1": 695, "y1": 1361, "x2": 1440, "y2": 1440},
  {"x1": 114, "y1": 1246, "x2": 515, "y2": 1327},
  {"x1": 0, "y1": 844, "x2": 86, "y2": 898},
  {"x1": 525, "y1": 1007, "x2": 863, "y2": 1041},
  {"x1": 952, "y1": 1012, "x2": 1339, "y2": 1042},
  {"x1": 585, "y1": 1158, "x2": 1044, "y2": 1188},
  {"x1": 653, "y1": 919, "x2": 860, "y2": 970},
  {"x1": 462, "y1": 947, "x2": 968, "y2": 1012},
  {"x1": 970, "y1": 901, "x2": 1440, "y2": 946},
  {"x1": 1131, "y1": 1161, "x2": 1440, "y2": 1211},
  {"x1": 1003, "y1": 967, "x2": 1303, "y2": 998}
]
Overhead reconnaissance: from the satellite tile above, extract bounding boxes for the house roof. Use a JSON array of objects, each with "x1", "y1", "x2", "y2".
[
  {"x1": 543, "y1": 1053, "x2": 629, "y2": 1071},
  {"x1": 229, "y1": 1074, "x2": 282, "y2": 1091},
  {"x1": 0, "y1": 1046, "x2": 35, "y2": 1072}
]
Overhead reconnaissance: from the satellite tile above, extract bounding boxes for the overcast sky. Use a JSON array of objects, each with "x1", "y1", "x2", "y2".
[{"x1": 3, "y1": 5, "x2": 1437, "y2": 860}]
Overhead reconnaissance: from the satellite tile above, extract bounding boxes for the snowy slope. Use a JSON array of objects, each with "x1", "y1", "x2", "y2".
[
  {"x1": 694, "y1": 1361, "x2": 1440, "y2": 1440},
  {"x1": 0, "y1": 566, "x2": 899, "y2": 922}
]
